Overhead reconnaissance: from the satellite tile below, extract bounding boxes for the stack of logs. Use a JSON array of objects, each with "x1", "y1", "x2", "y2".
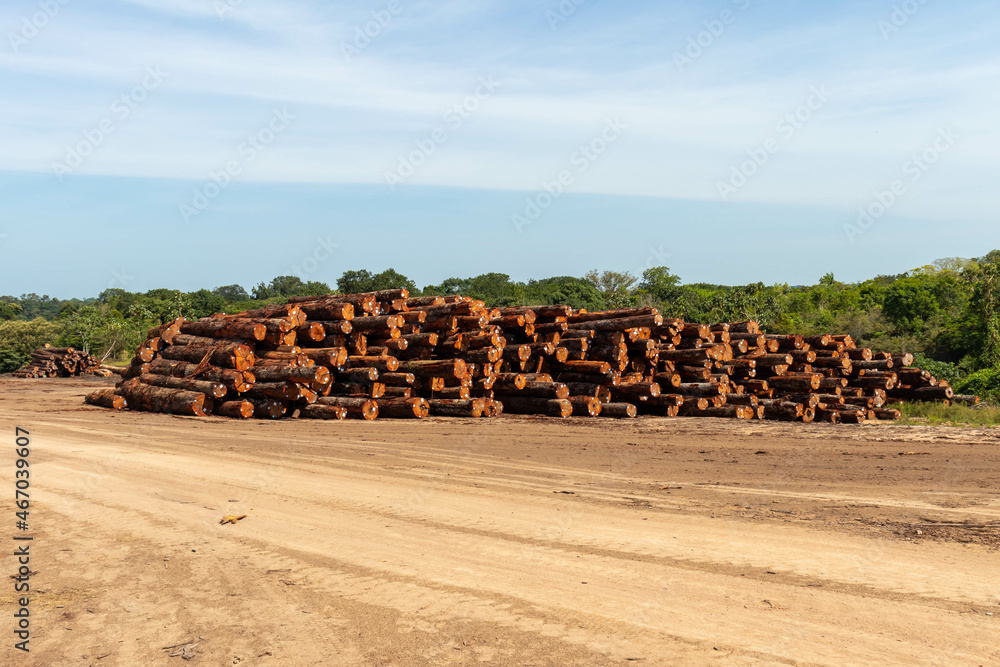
[
  {"x1": 82, "y1": 291, "x2": 976, "y2": 424},
  {"x1": 13, "y1": 345, "x2": 107, "y2": 378}
]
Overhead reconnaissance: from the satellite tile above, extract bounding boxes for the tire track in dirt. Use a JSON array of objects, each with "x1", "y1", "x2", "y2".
[{"x1": 5, "y1": 378, "x2": 1000, "y2": 666}]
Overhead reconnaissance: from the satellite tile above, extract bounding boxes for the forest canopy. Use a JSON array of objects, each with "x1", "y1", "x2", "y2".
[{"x1": 3, "y1": 252, "x2": 999, "y2": 395}]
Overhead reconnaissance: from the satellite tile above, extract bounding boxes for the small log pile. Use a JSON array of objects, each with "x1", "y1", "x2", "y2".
[
  {"x1": 82, "y1": 292, "x2": 973, "y2": 424},
  {"x1": 14, "y1": 345, "x2": 107, "y2": 378}
]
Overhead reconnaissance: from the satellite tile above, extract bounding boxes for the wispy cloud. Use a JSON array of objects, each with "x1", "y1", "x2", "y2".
[{"x1": 0, "y1": 0, "x2": 996, "y2": 228}]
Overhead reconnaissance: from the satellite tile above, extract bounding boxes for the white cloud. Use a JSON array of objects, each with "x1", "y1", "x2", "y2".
[{"x1": 0, "y1": 0, "x2": 997, "y2": 225}]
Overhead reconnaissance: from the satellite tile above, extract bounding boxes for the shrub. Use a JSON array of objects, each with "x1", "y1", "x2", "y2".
[
  {"x1": 0, "y1": 348, "x2": 29, "y2": 373},
  {"x1": 0, "y1": 318, "x2": 61, "y2": 356},
  {"x1": 899, "y1": 401, "x2": 1000, "y2": 426},
  {"x1": 955, "y1": 367, "x2": 1000, "y2": 401},
  {"x1": 910, "y1": 353, "x2": 969, "y2": 386}
]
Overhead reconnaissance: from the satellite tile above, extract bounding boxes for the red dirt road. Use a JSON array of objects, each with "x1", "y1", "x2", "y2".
[{"x1": 1, "y1": 377, "x2": 998, "y2": 665}]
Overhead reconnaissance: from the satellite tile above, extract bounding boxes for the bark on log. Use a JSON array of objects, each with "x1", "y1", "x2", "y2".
[
  {"x1": 214, "y1": 400, "x2": 254, "y2": 419},
  {"x1": 137, "y1": 374, "x2": 227, "y2": 399},
  {"x1": 117, "y1": 378, "x2": 209, "y2": 416},
  {"x1": 300, "y1": 404, "x2": 349, "y2": 420},
  {"x1": 506, "y1": 381, "x2": 569, "y2": 399},
  {"x1": 599, "y1": 402, "x2": 637, "y2": 418},
  {"x1": 243, "y1": 381, "x2": 302, "y2": 401},
  {"x1": 85, "y1": 388, "x2": 127, "y2": 410},
  {"x1": 568, "y1": 395, "x2": 602, "y2": 416},
  {"x1": 327, "y1": 381, "x2": 386, "y2": 399},
  {"x1": 427, "y1": 399, "x2": 485, "y2": 418},
  {"x1": 887, "y1": 386, "x2": 954, "y2": 400},
  {"x1": 250, "y1": 365, "x2": 330, "y2": 391},
  {"x1": 374, "y1": 398, "x2": 428, "y2": 418},
  {"x1": 145, "y1": 359, "x2": 253, "y2": 392},
  {"x1": 397, "y1": 359, "x2": 467, "y2": 379},
  {"x1": 498, "y1": 396, "x2": 572, "y2": 417},
  {"x1": 433, "y1": 386, "x2": 471, "y2": 400},
  {"x1": 611, "y1": 382, "x2": 660, "y2": 401},
  {"x1": 316, "y1": 396, "x2": 378, "y2": 419},
  {"x1": 337, "y1": 367, "x2": 379, "y2": 382},
  {"x1": 349, "y1": 355, "x2": 400, "y2": 372},
  {"x1": 381, "y1": 372, "x2": 416, "y2": 386},
  {"x1": 160, "y1": 342, "x2": 253, "y2": 371},
  {"x1": 245, "y1": 398, "x2": 286, "y2": 419},
  {"x1": 300, "y1": 347, "x2": 349, "y2": 367}
]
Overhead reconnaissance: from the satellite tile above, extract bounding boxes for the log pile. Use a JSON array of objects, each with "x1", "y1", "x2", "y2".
[
  {"x1": 13, "y1": 345, "x2": 107, "y2": 378},
  {"x1": 82, "y1": 292, "x2": 973, "y2": 424}
]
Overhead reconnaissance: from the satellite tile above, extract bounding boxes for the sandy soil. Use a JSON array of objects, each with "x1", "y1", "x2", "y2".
[{"x1": 1, "y1": 376, "x2": 998, "y2": 666}]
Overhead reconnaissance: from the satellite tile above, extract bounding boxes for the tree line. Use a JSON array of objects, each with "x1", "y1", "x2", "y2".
[{"x1": 2, "y1": 253, "x2": 999, "y2": 397}]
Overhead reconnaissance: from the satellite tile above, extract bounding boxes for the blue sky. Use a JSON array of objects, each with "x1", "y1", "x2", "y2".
[{"x1": 0, "y1": 0, "x2": 997, "y2": 297}]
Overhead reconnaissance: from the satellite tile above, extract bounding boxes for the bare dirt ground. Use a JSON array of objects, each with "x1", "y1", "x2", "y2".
[{"x1": 1, "y1": 376, "x2": 999, "y2": 666}]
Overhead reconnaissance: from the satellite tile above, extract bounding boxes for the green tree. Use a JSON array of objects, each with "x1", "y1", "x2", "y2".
[
  {"x1": 58, "y1": 306, "x2": 106, "y2": 355},
  {"x1": 186, "y1": 289, "x2": 227, "y2": 319},
  {"x1": 213, "y1": 284, "x2": 250, "y2": 302},
  {"x1": 638, "y1": 266, "x2": 681, "y2": 299},
  {"x1": 370, "y1": 269, "x2": 417, "y2": 293},
  {"x1": 636, "y1": 266, "x2": 683, "y2": 313},
  {"x1": 969, "y1": 263, "x2": 1000, "y2": 367},
  {"x1": 957, "y1": 367, "x2": 1000, "y2": 401},
  {"x1": 423, "y1": 277, "x2": 470, "y2": 296},
  {"x1": 6, "y1": 293, "x2": 78, "y2": 320},
  {"x1": 337, "y1": 270, "x2": 375, "y2": 294},
  {"x1": 0, "y1": 301, "x2": 22, "y2": 320},
  {"x1": 338, "y1": 269, "x2": 416, "y2": 295},
  {"x1": 253, "y1": 276, "x2": 331, "y2": 300},
  {"x1": 584, "y1": 270, "x2": 637, "y2": 309},
  {"x1": 978, "y1": 249, "x2": 1000, "y2": 265},
  {"x1": 0, "y1": 348, "x2": 29, "y2": 373},
  {"x1": 523, "y1": 277, "x2": 606, "y2": 310},
  {"x1": 57, "y1": 304, "x2": 150, "y2": 360},
  {"x1": 882, "y1": 276, "x2": 941, "y2": 333},
  {"x1": 0, "y1": 318, "x2": 62, "y2": 356},
  {"x1": 430, "y1": 273, "x2": 524, "y2": 306}
]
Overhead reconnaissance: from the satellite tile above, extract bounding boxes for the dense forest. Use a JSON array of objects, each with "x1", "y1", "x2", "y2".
[{"x1": 3, "y1": 251, "x2": 999, "y2": 398}]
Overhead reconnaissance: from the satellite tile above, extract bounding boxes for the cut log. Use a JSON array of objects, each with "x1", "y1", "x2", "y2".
[
  {"x1": 498, "y1": 396, "x2": 572, "y2": 417},
  {"x1": 137, "y1": 374, "x2": 227, "y2": 399},
  {"x1": 214, "y1": 400, "x2": 254, "y2": 419},
  {"x1": 316, "y1": 396, "x2": 378, "y2": 420},
  {"x1": 427, "y1": 399, "x2": 485, "y2": 418},
  {"x1": 300, "y1": 404, "x2": 349, "y2": 420},
  {"x1": 374, "y1": 398, "x2": 428, "y2": 418},
  {"x1": 599, "y1": 402, "x2": 637, "y2": 418},
  {"x1": 567, "y1": 395, "x2": 602, "y2": 416},
  {"x1": 397, "y1": 358, "x2": 467, "y2": 379},
  {"x1": 116, "y1": 378, "x2": 210, "y2": 416},
  {"x1": 85, "y1": 388, "x2": 127, "y2": 410},
  {"x1": 250, "y1": 365, "x2": 330, "y2": 391}
]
